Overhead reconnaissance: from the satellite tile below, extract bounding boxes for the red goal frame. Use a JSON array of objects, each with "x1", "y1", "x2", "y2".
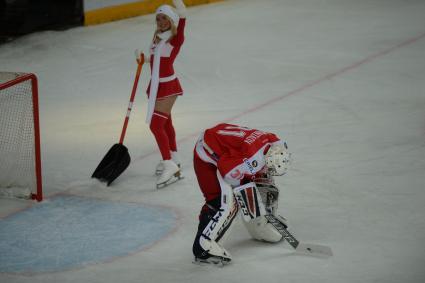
[{"x1": 0, "y1": 73, "x2": 43, "y2": 201}]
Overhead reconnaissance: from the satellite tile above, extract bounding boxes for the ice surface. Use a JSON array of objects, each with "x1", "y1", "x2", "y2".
[{"x1": 1, "y1": 0, "x2": 425, "y2": 282}]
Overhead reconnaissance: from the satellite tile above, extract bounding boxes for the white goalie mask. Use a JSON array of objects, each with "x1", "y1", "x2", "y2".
[{"x1": 265, "y1": 142, "x2": 291, "y2": 176}]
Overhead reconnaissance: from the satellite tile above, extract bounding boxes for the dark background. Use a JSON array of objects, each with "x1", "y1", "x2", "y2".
[{"x1": 0, "y1": 0, "x2": 84, "y2": 43}]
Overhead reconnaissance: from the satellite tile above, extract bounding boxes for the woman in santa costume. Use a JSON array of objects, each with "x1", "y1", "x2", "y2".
[{"x1": 137, "y1": 0, "x2": 186, "y2": 188}]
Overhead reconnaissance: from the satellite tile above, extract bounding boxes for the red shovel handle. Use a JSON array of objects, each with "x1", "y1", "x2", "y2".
[{"x1": 119, "y1": 54, "x2": 144, "y2": 144}]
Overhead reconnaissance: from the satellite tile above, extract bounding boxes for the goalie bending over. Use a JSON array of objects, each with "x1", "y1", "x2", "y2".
[{"x1": 192, "y1": 123, "x2": 291, "y2": 265}]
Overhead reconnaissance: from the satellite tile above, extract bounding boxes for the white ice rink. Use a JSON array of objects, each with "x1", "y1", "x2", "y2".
[{"x1": 1, "y1": 0, "x2": 425, "y2": 282}]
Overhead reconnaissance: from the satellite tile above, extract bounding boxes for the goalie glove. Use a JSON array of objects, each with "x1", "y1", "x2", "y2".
[{"x1": 254, "y1": 174, "x2": 280, "y2": 215}]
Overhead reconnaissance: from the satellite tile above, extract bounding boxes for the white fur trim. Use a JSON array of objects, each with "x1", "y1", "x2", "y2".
[
  {"x1": 156, "y1": 5, "x2": 179, "y2": 26},
  {"x1": 157, "y1": 30, "x2": 172, "y2": 40},
  {"x1": 146, "y1": 39, "x2": 166, "y2": 125},
  {"x1": 159, "y1": 74, "x2": 176, "y2": 82}
]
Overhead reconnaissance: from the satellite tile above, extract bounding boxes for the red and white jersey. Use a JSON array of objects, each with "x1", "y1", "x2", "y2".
[
  {"x1": 195, "y1": 123, "x2": 284, "y2": 186},
  {"x1": 147, "y1": 18, "x2": 185, "y2": 99}
]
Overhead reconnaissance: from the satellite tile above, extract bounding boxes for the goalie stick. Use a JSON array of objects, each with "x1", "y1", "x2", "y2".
[{"x1": 265, "y1": 215, "x2": 333, "y2": 257}]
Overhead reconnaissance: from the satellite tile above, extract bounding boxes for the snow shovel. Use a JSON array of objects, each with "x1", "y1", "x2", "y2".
[{"x1": 92, "y1": 55, "x2": 144, "y2": 185}]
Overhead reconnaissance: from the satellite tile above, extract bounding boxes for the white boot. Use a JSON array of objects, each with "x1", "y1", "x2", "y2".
[
  {"x1": 155, "y1": 151, "x2": 181, "y2": 176},
  {"x1": 157, "y1": 160, "x2": 180, "y2": 188},
  {"x1": 171, "y1": 151, "x2": 181, "y2": 168},
  {"x1": 155, "y1": 161, "x2": 164, "y2": 176}
]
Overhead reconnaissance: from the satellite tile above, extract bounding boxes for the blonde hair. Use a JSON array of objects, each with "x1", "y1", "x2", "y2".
[{"x1": 154, "y1": 15, "x2": 177, "y2": 42}]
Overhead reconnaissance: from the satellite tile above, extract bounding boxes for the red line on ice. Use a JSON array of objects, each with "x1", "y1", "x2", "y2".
[{"x1": 139, "y1": 31, "x2": 425, "y2": 160}]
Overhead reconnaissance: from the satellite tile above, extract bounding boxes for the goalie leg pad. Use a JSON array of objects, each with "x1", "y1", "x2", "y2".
[
  {"x1": 242, "y1": 215, "x2": 284, "y2": 243},
  {"x1": 192, "y1": 203, "x2": 237, "y2": 260},
  {"x1": 193, "y1": 174, "x2": 238, "y2": 260}
]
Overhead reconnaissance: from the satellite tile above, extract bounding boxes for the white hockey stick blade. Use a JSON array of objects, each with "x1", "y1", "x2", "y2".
[
  {"x1": 264, "y1": 215, "x2": 333, "y2": 258},
  {"x1": 295, "y1": 243, "x2": 333, "y2": 258}
]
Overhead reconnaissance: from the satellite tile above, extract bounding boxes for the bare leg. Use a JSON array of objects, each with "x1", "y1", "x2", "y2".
[{"x1": 154, "y1": 95, "x2": 177, "y2": 114}]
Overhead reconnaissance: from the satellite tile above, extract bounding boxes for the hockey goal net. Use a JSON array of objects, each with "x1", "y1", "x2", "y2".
[{"x1": 0, "y1": 72, "x2": 43, "y2": 201}]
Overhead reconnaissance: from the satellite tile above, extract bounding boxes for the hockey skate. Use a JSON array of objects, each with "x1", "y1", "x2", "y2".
[
  {"x1": 193, "y1": 255, "x2": 231, "y2": 267},
  {"x1": 156, "y1": 160, "x2": 183, "y2": 189},
  {"x1": 192, "y1": 236, "x2": 232, "y2": 267}
]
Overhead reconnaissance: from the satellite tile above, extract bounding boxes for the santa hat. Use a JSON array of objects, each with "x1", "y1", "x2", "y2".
[{"x1": 156, "y1": 5, "x2": 179, "y2": 26}]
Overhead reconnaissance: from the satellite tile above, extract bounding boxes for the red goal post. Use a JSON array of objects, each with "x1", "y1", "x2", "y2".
[{"x1": 0, "y1": 72, "x2": 43, "y2": 201}]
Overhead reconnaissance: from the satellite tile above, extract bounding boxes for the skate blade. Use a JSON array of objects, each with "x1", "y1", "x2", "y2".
[
  {"x1": 156, "y1": 171, "x2": 184, "y2": 189},
  {"x1": 192, "y1": 257, "x2": 231, "y2": 267},
  {"x1": 155, "y1": 164, "x2": 181, "y2": 176}
]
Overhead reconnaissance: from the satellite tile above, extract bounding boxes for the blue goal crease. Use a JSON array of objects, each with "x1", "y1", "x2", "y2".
[{"x1": 0, "y1": 194, "x2": 177, "y2": 274}]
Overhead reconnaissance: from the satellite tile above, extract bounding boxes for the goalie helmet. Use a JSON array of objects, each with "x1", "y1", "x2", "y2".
[{"x1": 264, "y1": 142, "x2": 291, "y2": 176}]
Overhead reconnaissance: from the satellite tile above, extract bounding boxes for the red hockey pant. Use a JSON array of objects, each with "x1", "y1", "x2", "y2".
[{"x1": 193, "y1": 151, "x2": 222, "y2": 204}]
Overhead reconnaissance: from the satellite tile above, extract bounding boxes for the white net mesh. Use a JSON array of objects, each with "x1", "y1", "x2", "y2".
[{"x1": 0, "y1": 72, "x2": 37, "y2": 199}]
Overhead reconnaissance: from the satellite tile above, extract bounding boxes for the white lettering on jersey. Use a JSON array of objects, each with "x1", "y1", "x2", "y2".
[
  {"x1": 216, "y1": 125, "x2": 252, "y2": 138},
  {"x1": 217, "y1": 130, "x2": 246, "y2": 138},
  {"x1": 244, "y1": 130, "x2": 266, "y2": 145}
]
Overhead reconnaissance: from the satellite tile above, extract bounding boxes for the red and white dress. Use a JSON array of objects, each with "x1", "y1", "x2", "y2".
[
  {"x1": 194, "y1": 123, "x2": 284, "y2": 202},
  {"x1": 146, "y1": 18, "x2": 185, "y2": 100}
]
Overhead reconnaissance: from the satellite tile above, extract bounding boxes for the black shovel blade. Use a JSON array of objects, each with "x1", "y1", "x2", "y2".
[{"x1": 91, "y1": 143, "x2": 131, "y2": 186}]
